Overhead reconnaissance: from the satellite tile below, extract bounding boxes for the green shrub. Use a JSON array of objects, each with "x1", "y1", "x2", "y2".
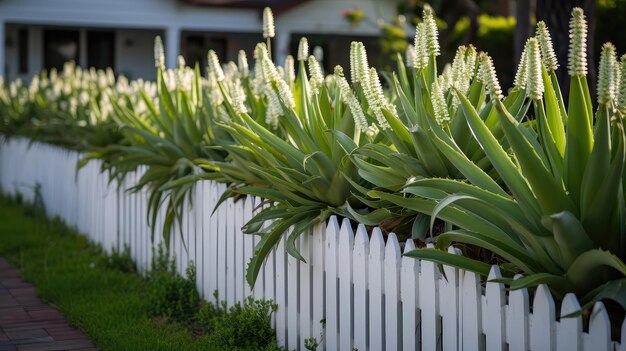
[
  {"x1": 147, "y1": 245, "x2": 200, "y2": 323},
  {"x1": 198, "y1": 294, "x2": 281, "y2": 351},
  {"x1": 103, "y1": 244, "x2": 137, "y2": 273}
]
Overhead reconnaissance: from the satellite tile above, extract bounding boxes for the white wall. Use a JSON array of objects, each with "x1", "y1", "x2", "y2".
[
  {"x1": 0, "y1": 0, "x2": 261, "y2": 32},
  {"x1": 277, "y1": 0, "x2": 396, "y2": 35}
]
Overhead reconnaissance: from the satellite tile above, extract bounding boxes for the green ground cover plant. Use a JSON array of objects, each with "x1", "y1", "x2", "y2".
[{"x1": 0, "y1": 195, "x2": 282, "y2": 350}]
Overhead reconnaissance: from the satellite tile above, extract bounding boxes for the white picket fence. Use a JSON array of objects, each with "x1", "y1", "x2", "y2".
[{"x1": 0, "y1": 137, "x2": 625, "y2": 351}]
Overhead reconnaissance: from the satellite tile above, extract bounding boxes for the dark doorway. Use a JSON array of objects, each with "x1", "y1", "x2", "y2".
[
  {"x1": 43, "y1": 29, "x2": 79, "y2": 70},
  {"x1": 87, "y1": 31, "x2": 115, "y2": 70}
]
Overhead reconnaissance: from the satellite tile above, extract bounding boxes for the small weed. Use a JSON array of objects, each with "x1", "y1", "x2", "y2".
[
  {"x1": 198, "y1": 293, "x2": 282, "y2": 351},
  {"x1": 147, "y1": 245, "x2": 200, "y2": 323},
  {"x1": 21, "y1": 183, "x2": 46, "y2": 219},
  {"x1": 304, "y1": 337, "x2": 319, "y2": 350},
  {"x1": 103, "y1": 245, "x2": 136, "y2": 273}
]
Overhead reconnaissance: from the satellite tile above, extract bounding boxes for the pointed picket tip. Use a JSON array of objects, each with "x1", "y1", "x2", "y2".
[
  {"x1": 246, "y1": 194, "x2": 255, "y2": 209},
  {"x1": 385, "y1": 233, "x2": 401, "y2": 257},
  {"x1": 447, "y1": 245, "x2": 460, "y2": 255},
  {"x1": 325, "y1": 216, "x2": 340, "y2": 250},
  {"x1": 355, "y1": 224, "x2": 369, "y2": 247},
  {"x1": 487, "y1": 265, "x2": 503, "y2": 280},
  {"x1": 370, "y1": 227, "x2": 385, "y2": 251},
  {"x1": 462, "y1": 269, "x2": 480, "y2": 286},
  {"x1": 243, "y1": 196, "x2": 253, "y2": 218},
  {"x1": 326, "y1": 215, "x2": 340, "y2": 234},
  {"x1": 403, "y1": 239, "x2": 416, "y2": 254},
  {"x1": 339, "y1": 218, "x2": 354, "y2": 248},
  {"x1": 534, "y1": 284, "x2": 555, "y2": 310},
  {"x1": 560, "y1": 293, "x2": 582, "y2": 318},
  {"x1": 426, "y1": 242, "x2": 435, "y2": 249},
  {"x1": 589, "y1": 301, "x2": 608, "y2": 350}
]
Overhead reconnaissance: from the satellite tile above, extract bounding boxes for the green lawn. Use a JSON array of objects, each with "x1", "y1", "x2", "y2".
[{"x1": 0, "y1": 196, "x2": 209, "y2": 351}]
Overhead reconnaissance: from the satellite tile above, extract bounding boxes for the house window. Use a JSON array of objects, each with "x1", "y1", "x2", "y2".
[
  {"x1": 185, "y1": 35, "x2": 205, "y2": 71},
  {"x1": 43, "y1": 29, "x2": 79, "y2": 70},
  {"x1": 18, "y1": 28, "x2": 28, "y2": 73},
  {"x1": 181, "y1": 32, "x2": 227, "y2": 75},
  {"x1": 87, "y1": 31, "x2": 115, "y2": 70}
]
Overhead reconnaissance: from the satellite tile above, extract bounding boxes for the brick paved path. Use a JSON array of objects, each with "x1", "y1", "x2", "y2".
[{"x1": 0, "y1": 258, "x2": 96, "y2": 351}]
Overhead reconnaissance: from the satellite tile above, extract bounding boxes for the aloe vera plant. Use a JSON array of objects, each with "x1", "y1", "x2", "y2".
[
  {"x1": 93, "y1": 42, "x2": 238, "y2": 245},
  {"x1": 211, "y1": 41, "x2": 375, "y2": 285},
  {"x1": 0, "y1": 62, "x2": 127, "y2": 150},
  {"x1": 346, "y1": 6, "x2": 530, "y2": 240},
  {"x1": 379, "y1": 9, "x2": 626, "y2": 310}
]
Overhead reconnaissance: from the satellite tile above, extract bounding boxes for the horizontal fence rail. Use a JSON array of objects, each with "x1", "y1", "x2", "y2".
[{"x1": 1, "y1": 137, "x2": 625, "y2": 351}]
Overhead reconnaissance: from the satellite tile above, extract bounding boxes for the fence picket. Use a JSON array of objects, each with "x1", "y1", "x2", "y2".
[
  {"x1": 234, "y1": 199, "x2": 244, "y2": 304},
  {"x1": 462, "y1": 270, "x2": 482, "y2": 351},
  {"x1": 368, "y1": 228, "x2": 385, "y2": 351},
  {"x1": 310, "y1": 222, "x2": 325, "y2": 348},
  {"x1": 242, "y1": 196, "x2": 254, "y2": 299},
  {"x1": 224, "y1": 199, "x2": 234, "y2": 306},
  {"x1": 585, "y1": 302, "x2": 611, "y2": 351},
  {"x1": 420, "y1": 243, "x2": 440, "y2": 350},
  {"x1": 531, "y1": 284, "x2": 556, "y2": 351},
  {"x1": 440, "y1": 246, "x2": 460, "y2": 351},
  {"x1": 216, "y1": 184, "x2": 227, "y2": 300},
  {"x1": 298, "y1": 228, "x2": 312, "y2": 350},
  {"x1": 485, "y1": 266, "x2": 505, "y2": 350},
  {"x1": 353, "y1": 225, "x2": 369, "y2": 351},
  {"x1": 338, "y1": 218, "x2": 354, "y2": 351},
  {"x1": 384, "y1": 234, "x2": 401, "y2": 351},
  {"x1": 557, "y1": 293, "x2": 582, "y2": 351},
  {"x1": 401, "y1": 240, "x2": 418, "y2": 351},
  {"x1": 506, "y1": 275, "x2": 528, "y2": 351},
  {"x1": 194, "y1": 183, "x2": 204, "y2": 294},
  {"x1": 206, "y1": 182, "x2": 219, "y2": 302},
  {"x1": 287, "y1": 234, "x2": 299, "y2": 350},
  {"x1": 324, "y1": 216, "x2": 340, "y2": 351},
  {"x1": 275, "y1": 236, "x2": 287, "y2": 346}
]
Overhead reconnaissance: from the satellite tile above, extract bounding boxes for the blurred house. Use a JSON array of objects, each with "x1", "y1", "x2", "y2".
[{"x1": 0, "y1": 0, "x2": 398, "y2": 81}]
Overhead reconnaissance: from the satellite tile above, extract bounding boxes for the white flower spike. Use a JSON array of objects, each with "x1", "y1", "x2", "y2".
[
  {"x1": 479, "y1": 53, "x2": 503, "y2": 100},
  {"x1": 263, "y1": 7, "x2": 275, "y2": 39},
  {"x1": 207, "y1": 50, "x2": 225, "y2": 82},
  {"x1": 536, "y1": 21, "x2": 558, "y2": 72},
  {"x1": 308, "y1": 55, "x2": 324, "y2": 95},
  {"x1": 335, "y1": 66, "x2": 368, "y2": 130},
  {"x1": 598, "y1": 42, "x2": 618, "y2": 106},
  {"x1": 284, "y1": 55, "x2": 295, "y2": 83},
  {"x1": 154, "y1": 36, "x2": 165, "y2": 69},
  {"x1": 513, "y1": 42, "x2": 529, "y2": 90},
  {"x1": 422, "y1": 5, "x2": 440, "y2": 57},
  {"x1": 431, "y1": 79, "x2": 450, "y2": 126},
  {"x1": 298, "y1": 37, "x2": 309, "y2": 61},
  {"x1": 413, "y1": 23, "x2": 428, "y2": 69},
  {"x1": 526, "y1": 38, "x2": 544, "y2": 100},
  {"x1": 238, "y1": 50, "x2": 249, "y2": 78},
  {"x1": 568, "y1": 7, "x2": 588, "y2": 77}
]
